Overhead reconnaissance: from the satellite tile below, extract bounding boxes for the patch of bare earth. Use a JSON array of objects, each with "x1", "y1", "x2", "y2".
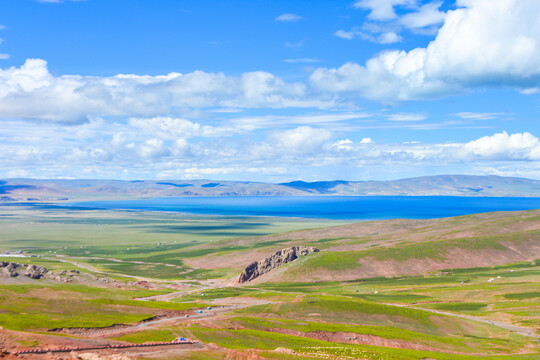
[{"x1": 267, "y1": 328, "x2": 442, "y2": 353}]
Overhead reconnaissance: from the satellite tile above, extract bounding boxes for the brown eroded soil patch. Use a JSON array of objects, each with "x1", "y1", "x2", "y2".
[
  {"x1": 0, "y1": 328, "x2": 114, "y2": 355},
  {"x1": 266, "y1": 327, "x2": 442, "y2": 353}
]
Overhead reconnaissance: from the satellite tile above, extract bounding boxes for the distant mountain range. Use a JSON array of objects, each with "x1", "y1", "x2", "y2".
[{"x1": 2, "y1": 175, "x2": 540, "y2": 202}]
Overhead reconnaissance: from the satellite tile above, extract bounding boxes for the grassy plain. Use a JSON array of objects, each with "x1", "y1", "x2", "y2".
[{"x1": 0, "y1": 204, "x2": 538, "y2": 359}]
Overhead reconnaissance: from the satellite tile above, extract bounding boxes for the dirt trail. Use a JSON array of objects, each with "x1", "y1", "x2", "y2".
[
  {"x1": 46, "y1": 257, "x2": 177, "y2": 283},
  {"x1": 48, "y1": 257, "x2": 103, "y2": 273},
  {"x1": 65, "y1": 299, "x2": 272, "y2": 337},
  {"x1": 58, "y1": 255, "x2": 183, "y2": 268},
  {"x1": 385, "y1": 303, "x2": 539, "y2": 339},
  {"x1": 136, "y1": 286, "x2": 206, "y2": 302}
]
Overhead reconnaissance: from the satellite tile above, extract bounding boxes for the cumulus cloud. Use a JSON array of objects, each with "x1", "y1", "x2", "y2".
[
  {"x1": 138, "y1": 138, "x2": 170, "y2": 159},
  {"x1": 332, "y1": 139, "x2": 354, "y2": 151},
  {"x1": 353, "y1": 0, "x2": 417, "y2": 20},
  {"x1": 275, "y1": 13, "x2": 303, "y2": 22},
  {"x1": 0, "y1": 59, "x2": 333, "y2": 123},
  {"x1": 312, "y1": 0, "x2": 540, "y2": 102},
  {"x1": 128, "y1": 116, "x2": 239, "y2": 139},
  {"x1": 400, "y1": 1, "x2": 445, "y2": 30},
  {"x1": 271, "y1": 126, "x2": 333, "y2": 154},
  {"x1": 0, "y1": 117, "x2": 538, "y2": 180},
  {"x1": 458, "y1": 132, "x2": 540, "y2": 161}
]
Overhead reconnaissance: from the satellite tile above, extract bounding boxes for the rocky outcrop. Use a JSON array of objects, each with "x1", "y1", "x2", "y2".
[
  {"x1": 24, "y1": 264, "x2": 48, "y2": 279},
  {"x1": 237, "y1": 246, "x2": 319, "y2": 283},
  {"x1": 0, "y1": 262, "x2": 48, "y2": 279}
]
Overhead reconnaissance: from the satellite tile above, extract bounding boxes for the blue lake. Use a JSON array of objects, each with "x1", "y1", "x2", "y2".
[{"x1": 65, "y1": 196, "x2": 540, "y2": 220}]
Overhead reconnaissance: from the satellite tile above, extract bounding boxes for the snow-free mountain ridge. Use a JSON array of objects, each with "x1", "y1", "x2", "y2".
[{"x1": 1, "y1": 175, "x2": 540, "y2": 202}]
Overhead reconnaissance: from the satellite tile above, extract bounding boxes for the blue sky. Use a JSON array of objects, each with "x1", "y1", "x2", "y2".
[{"x1": 1, "y1": 0, "x2": 540, "y2": 181}]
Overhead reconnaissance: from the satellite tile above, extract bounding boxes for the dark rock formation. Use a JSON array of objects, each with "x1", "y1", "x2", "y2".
[
  {"x1": 237, "y1": 246, "x2": 319, "y2": 283},
  {"x1": 0, "y1": 262, "x2": 19, "y2": 278},
  {"x1": 24, "y1": 264, "x2": 48, "y2": 279},
  {"x1": 0, "y1": 262, "x2": 48, "y2": 279}
]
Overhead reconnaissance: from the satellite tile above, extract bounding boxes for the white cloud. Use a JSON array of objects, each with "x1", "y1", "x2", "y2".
[
  {"x1": 0, "y1": 59, "x2": 334, "y2": 123},
  {"x1": 128, "y1": 116, "x2": 238, "y2": 139},
  {"x1": 138, "y1": 138, "x2": 170, "y2": 159},
  {"x1": 332, "y1": 139, "x2": 354, "y2": 151},
  {"x1": 353, "y1": 0, "x2": 417, "y2": 20},
  {"x1": 453, "y1": 112, "x2": 504, "y2": 120},
  {"x1": 335, "y1": 30, "x2": 356, "y2": 40},
  {"x1": 335, "y1": 29, "x2": 401, "y2": 44},
  {"x1": 520, "y1": 87, "x2": 539, "y2": 95},
  {"x1": 387, "y1": 113, "x2": 426, "y2": 121},
  {"x1": 171, "y1": 138, "x2": 189, "y2": 155},
  {"x1": 271, "y1": 126, "x2": 332, "y2": 154},
  {"x1": 375, "y1": 32, "x2": 402, "y2": 44},
  {"x1": 458, "y1": 132, "x2": 540, "y2": 161},
  {"x1": 332, "y1": 137, "x2": 373, "y2": 151},
  {"x1": 400, "y1": 1, "x2": 445, "y2": 30},
  {"x1": 230, "y1": 112, "x2": 369, "y2": 131},
  {"x1": 275, "y1": 13, "x2": 303, "y2": 22},
  {"x1": 0, "y1": 118, "x2": 538, "y2": 180},
  {"x1": 312, "y1": 0, "x2": 540, "y2": 102},
  {"x1": 6, "y1": 169, "x2": 30, "y2": 178}
]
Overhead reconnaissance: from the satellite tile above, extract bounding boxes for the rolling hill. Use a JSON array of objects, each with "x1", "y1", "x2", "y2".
[{"x1": 2, "y1": 174, "x2": 540, "y2": 202}]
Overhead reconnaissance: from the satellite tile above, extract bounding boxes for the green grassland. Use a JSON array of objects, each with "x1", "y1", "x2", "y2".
[
  {"x1": 175, "y1": 265, "x2": 538, "y2": 357},
  {"x1": 0, "y1": 204, "x2": 539, "y2": 358},
  {"x1": 0, "y1": 283, "x2": 206, "y2": 331},
  {"x1": 0, "y1": 205, "x2": 344, "y2": 280},
  {"x1": 189, "y1": 326, "x2": 536, "y2": 360},
  {"x1": 0, "y1": 205, "x2": 342, "y2": 252}
]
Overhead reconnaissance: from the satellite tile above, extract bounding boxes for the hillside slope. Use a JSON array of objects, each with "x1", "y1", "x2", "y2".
[{"x1": 181, "y1": 209, "x2": 540, "y2": 283}]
